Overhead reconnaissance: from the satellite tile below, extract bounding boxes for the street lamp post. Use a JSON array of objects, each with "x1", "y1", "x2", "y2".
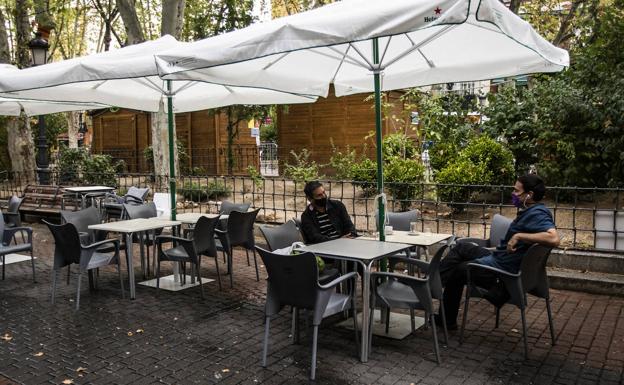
[{"x1": 28, "y1": 32, "x2": 50, "y2": 185}]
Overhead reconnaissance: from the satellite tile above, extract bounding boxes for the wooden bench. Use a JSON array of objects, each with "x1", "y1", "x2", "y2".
[{"x1": 18, "y1": 185, "x2": 67, "y2": 220}]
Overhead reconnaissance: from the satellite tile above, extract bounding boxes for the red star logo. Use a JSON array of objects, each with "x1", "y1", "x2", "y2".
[{"x1": 434, "y1": 7, "x2": 442, "y2": 14}]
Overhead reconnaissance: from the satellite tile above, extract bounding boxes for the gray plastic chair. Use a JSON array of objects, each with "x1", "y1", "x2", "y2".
[
  {"x1": 219, "y1": 200, "x2": 251, "y2": 215},
  {"x1": 102, "y1": 186, "x2": 150, "y2": 220},
  {"x1": 458, "y1": 214, "x2": 513, "y2": 249},
  {"x1": 0, "y1": 211, "x2": 34, "y2": 281},
  {"x1": 45, "y1": 221, "x2": 124, "y2": 310},
  {"x1": 156, "y1": 215, "x2": 222, "y2": 295},
  {"x1": 386, "y1": 209, "x2": 421, "y2": 231},
  {"x1": 369, "y1": 245, "x2": 450, "y2": 364},
  {"x1": 216, "y1": 208, "x2": 260, "y2": 285},
  {"x1": 124, "y1": 202, "x2": 160, "y2": 277},
  {"x1": 259, "y1": 220, "x2": 303, "y2": 251},
  {"x1": 460, "y1": 244, "x2": 556, "y2": 358},
  {"x1": 256, "y1": 246, "x2": 358, "y2": 381},
  {"x1": 3, "y1": 195, "x2": 23, "y2": 229}
]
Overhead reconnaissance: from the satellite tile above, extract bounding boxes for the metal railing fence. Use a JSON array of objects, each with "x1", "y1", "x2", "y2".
[{"x1": 0, "y1": 170, "x2": 622, "y2": 253}]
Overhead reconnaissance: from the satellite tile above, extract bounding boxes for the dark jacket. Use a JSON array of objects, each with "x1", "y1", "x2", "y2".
[{"x1": 301, "y1": 199, "x2": 357, "y2": 244}]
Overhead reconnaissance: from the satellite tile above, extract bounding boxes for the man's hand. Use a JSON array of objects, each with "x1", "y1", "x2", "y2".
[
  {"x1": 507, "y1": 234, "x2": 521, "y2": 252},
  {"x1": 507, "y1": 229, "x2": 560, "y2": 253}
]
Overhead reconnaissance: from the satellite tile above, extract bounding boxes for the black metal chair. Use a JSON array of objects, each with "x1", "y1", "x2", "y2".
[
  {"x1": 156, "y1": 215, "x2": 223, "y2": 294},
  {"x1": 102, "y1": 186, "x2": 150, "y2": 220},
  {"x1": 219, "y1": 200, "x2": 251, "y2": 215},
  {"x1": 216, "y1": 208, "x2": 260, "y2": 286},
  {"x1": 45, "y1": 221, "x2": 124, "y2": 310},
  {"x1": 457, "y1": 214, "x2": 513, "y2": 249},
  {"x1": 256, "y1": 247, "x2": 358, "y2": 381},
  {"x1": 0, "y1": 211, "x2": 34, "y2": 281},
  {"x1": 369, "y1": 245, "x2": 450, "y2": 364},
  {"x1": 460, "y1": 244, "x2": 556, "y2": 358}
]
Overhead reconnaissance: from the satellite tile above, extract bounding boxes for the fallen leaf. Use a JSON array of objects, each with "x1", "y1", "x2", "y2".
[
  {"x1": 33, "y1": 352, "x2": 44, "y2": 357},
  {"x1": 127, "y1": 332, "x2": 133, "y2": 336},
  {"x1": 511, "y1": 328, "x2": 519, "y2": 333},
  {"x1": 222, "y1": 369, "x2": 230, "y2": 373},
  {"x1": 1, "y1": 334, "x2": 12, "y2": 341},
  {"x1": 62, "y1": 379, "x2": 74, "y2": 384},
  {"x1": 136, "y1": 329, "x2": 144, "y2": 333},
  {"x1": 76, "y1": 367, "x2": 87, "y2": 373}
]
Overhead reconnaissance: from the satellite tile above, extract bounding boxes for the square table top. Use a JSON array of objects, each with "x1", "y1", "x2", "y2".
[
  {"x1": 155, "y1": 213, "x2": 228, "y2": 224},
  {"x1": 89, "y1": 218, "x2": 181, "y2": 233},
  {"x1": 358, "y1": 230, "x2": 453, "y2": 247},
  {"x1": 300, "y1": 238, "x2": 412, "y2": 261},
  {"x1": 64, "y1": 186, "x2": 115, "y2": 193}
]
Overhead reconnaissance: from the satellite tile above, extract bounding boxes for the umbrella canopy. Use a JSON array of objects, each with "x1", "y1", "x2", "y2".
[
  {"x1": 0, "y1": 35, "x2": 318, "y2": 219},
  {"x1": 0, "y1": 65, "x2": 107, "y2": 116},
  {"x1": 155, "y1": 0, "x2": 568, "y2": 97},
  {"x1": 155, "y1": 0, "x2": 569, "y2": 238},
  {"x1": 0, "y1": 35, "x2": 317, "y2": 112}
]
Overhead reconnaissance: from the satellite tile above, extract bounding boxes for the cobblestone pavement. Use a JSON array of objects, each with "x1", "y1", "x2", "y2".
[{"x1": 1, "y1": 223, "x2": 623, "y2": 385}]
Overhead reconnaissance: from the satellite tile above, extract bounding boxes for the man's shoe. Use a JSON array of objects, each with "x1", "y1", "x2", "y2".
[{"x1": 434, "y1": 314, "x2": 458, "y2": 331}]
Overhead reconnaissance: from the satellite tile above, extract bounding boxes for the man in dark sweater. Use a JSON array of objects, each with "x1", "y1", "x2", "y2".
[
  {"x1": 301, "y1": 181, "x2": 357, "y2": 244},
  {"x1": 438, "y1": 174, "x2": 560, "y2": 330}
]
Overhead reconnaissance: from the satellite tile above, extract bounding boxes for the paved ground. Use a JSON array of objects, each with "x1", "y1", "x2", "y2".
[{"x1": 1, "y1": 223, "x2": 623, "y2": 385}]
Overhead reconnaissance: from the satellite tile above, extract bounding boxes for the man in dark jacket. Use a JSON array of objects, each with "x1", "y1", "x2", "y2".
[
  {"x1": 438, "y1": 174, "x2": 560, "y2": 330},
  {"x1": 301, "y1": 181, "x2": 357, "y2": 244}
]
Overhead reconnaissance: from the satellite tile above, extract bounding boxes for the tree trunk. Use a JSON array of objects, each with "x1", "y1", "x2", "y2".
[
  {"x1": 14, "y1": 0, "x2": 31, "y2": 68},
  {"x1": 6, "y1": 117, "x2": 36, "y2": 182},
  {"x1": 66, "y1": 112, "x2": 80, "y2": 148},
  {"x1": 508, "y1": 0, "x2": 522, "y2": 14},
  {"x1": 116, "y1": 0, "x2": 145, "y2": 44},
  {"x1": 150, "y1": 100, "x2": 179, "y2": 180},
  {"x1": 161, "y1": 0, "x2": 186, "y2": 38},
  {"x1": 0, "y1": 10, "x2": 10, "y2": 63}
]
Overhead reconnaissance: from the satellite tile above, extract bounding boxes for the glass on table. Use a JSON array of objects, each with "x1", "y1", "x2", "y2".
[{"x1": 409, "y1": 222, "x2": 419, "y2": 234}]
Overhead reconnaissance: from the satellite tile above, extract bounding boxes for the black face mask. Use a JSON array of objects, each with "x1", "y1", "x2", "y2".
[{"x1": 314, "y1": 197, "x2": 327, "y2": 207}]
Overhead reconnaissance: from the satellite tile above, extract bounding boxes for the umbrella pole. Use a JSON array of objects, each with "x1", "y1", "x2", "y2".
[
  {"x1": 373, "y1": 38, "x2": 385, "y2": 245},
  {"x1": 166, "y1": 80, "x2": 176, "y2": 221}
]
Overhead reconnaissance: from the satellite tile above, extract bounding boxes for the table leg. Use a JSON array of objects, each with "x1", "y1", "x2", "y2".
[
  {"x1": 360, "y1": 260, "x2": 372, "y2": 363},
  {"x1": 126, "y1": 232, "x2": 136, "y2": 299}
]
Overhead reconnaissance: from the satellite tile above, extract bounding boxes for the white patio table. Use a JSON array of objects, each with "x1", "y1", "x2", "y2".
[
  {"x1": 64, "y1": 185, "x2": 115, "y2": 209},
  {"x1": 88, "y1": 218, "x2": 181, "y2": 299},
  {"x1": 300, "y1": 238, "x2": 412, "y2": 363}
]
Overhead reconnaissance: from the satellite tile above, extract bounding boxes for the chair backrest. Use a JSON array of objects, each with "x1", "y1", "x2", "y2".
[
  {"x1": 259, "y1": 220, "x2": 303, "y2": 251},
  {"x1": 7, "y1": 195, "x2": 23, "y2": 213},
  {"x1": 386, "y1": 209, "x2": 421, "y2": 231},
  {"x1": 193, "y1": 215, "x2": 221, "y2": 257},
  {"x1": 153, "y1": 193, "x2": 171, "y2": 217},
  {"x1": 256, "y1": 247, "x2": 319, "y2": 310},
  {"x1": 219, "y1": 200, "x2": 251, "y2": 215},
  {"x1": 44, "y1": 221, "x2": 81, "y2": 269},
  {"x1": 126, "y1": 186, "x2": 150, "y2": 202},
  {"x1": 292, "y1": 217, "x2": 308, "y2": 243},
  {"x1": 61, "y1": 206, "x2": 105, "y2": 242},
  {"x1": 519, "y1": 244, "x2": 553, "y2": 299},
  {"x1": 124, "y1": 202, "x2": 157, "y2": 219},
  {"x1": 427, "y1": 245, "x2": 449, "y2": 299},
  {"x1": 490, "y1": 214, "x2": 513, "y2": 247},
  {"x1": 0, "y1": 211, "x2": 5, "y2": 240},
  {"x1": 227, "y1": 208, "x2": 260, "y2": 249}
]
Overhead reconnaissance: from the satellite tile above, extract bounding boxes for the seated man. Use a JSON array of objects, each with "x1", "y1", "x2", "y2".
[
  {"x1": 300, "y1": 180, "x2": 357, "y2": 244},
  {"x1": 438, "y1": 174, "x2": 560, "y2": 330}
]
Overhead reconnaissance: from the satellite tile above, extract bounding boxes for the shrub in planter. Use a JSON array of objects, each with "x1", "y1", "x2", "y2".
[
  {"x1": 435, "y1": 158, "x2": 489, "y2": 212},
  {"x1": 429, "y1": 141, "x2": 459, "y2": 174},
  {"x1": 461, "y1": 136, "x2": 514, "y2": 186},
  {"x1": 82, "y1": 154, "x2": 117, "y2": 187},
  {"x1": 349, "y1": 158, "x2": 377, "y2": 197},
  {"x1": 385, "y1": 156, "x2": 425, "y2": 210},
  {"x1": 57, "y1": 146, "x2": 86, "y2": 184}
]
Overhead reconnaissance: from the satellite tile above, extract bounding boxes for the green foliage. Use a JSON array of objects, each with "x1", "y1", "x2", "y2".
[
  {"x1": 382, "y1": 133, "x2": 418, "y2": 159},
  {"x1": 385, "y1": 157, "x2": 425, "y2": 210},
  {"x1": 179, "y1": 181, "x2": 232, "y2": 202},
  {"x1": 57, "y1": 146, "x2": 86, "y2": 183},
  {"x1": 328, "y1": 140, "x2": 357, "y2": 180},
  {"x1": 247, "y1": 165, "x2": 264, "y2": 189},
  {"x1": 349, "y1": 158, "x2": 377, "y2": 196},
  {"x1": 435, "y1": 136, "x2": 514, "y2": 212},
  {"x1": 57, "y1": 146, "x2": 119, "y2": 187},
  {"x1": 260, "y1": 122, "x2": 277, "y2": 142},
  {"x1": 82, "y1": 154, "x2": 117, "y2": 187},
  {"x1": 283, "y1": 149, "x2": 322, "y2": 183},
  {"x1": 429, "y1": 141, "x2": 459, "y2": 174}
]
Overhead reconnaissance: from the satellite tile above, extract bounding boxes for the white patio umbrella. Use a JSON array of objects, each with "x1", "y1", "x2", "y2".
[
  {"x1": 0, "y1": 65, "x2": 107, "y2": 115},
  {"x1": 0, "y1": 35, "x2": 318, "y2": 218},
  {"x1": 155, "y1": 0, "x2": 569, "y2": 234}
]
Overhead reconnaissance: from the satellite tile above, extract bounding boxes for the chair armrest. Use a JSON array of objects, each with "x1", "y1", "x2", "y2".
[
  {"x1": 125, "y1": 195, "x2": 144, "y2": 204},
  {"x1": 318, "y1": 271, "x2": 357, "y2": 290},
  {"x1": 457, "y1": 237, "x2": 489, "y2": 247},
  {"x1": 4, "y1": 226, "x2": 33, "y2": 244},
  {"x1": 387, "y1": 255, "x2": 430, "y2": 272},
  {"x1": 155, "y1": 235, "x2": 191, "y2": 245},
  {"x1": 82, "y1": 238, "x2": 120, "y2": 251},
  {"x1": 3, "y1": 212, "x2": 20, "y2": 218},
  {"x1": 370, "y1": 271, "x2": 428, "y2": 284},
  {"x1": 466, "y1": 262, "x2": 520, "y2": 278},
  {"x1": 214, "y1": 228, "x2": 227, "y2": 235}
]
